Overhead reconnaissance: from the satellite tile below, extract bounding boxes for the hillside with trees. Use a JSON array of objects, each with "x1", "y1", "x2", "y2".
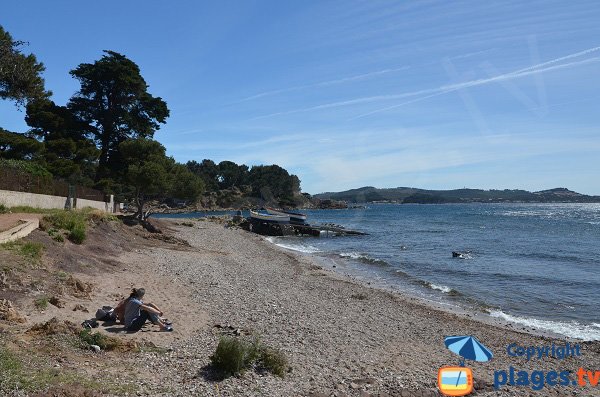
[
  {"x1": 314, "y1": 186, "x2": 600, "y2": 204},
  {"x1": 0, "y1": 25, "x2": 306, "y2": 216}
]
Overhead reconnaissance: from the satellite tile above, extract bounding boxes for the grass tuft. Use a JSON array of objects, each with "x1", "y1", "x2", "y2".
[
  {"x1": 210, "y1": 336, "x2": 289, "y2": 379},
  {"x1": 260, "y1": 347, "x2": 289, "y2": 377},
  {"x1": 0, "y1": 241, "x2": 44, "y2": 263},
  {"x1": 78, "y1": 329, "x2": 122, "y2": 351},
  {"x1": 34, "y1": 296, "x2": 48, "y2": 310}
]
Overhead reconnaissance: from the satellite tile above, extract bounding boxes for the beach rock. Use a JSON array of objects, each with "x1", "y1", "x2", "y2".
[
  {"x1": 0, "y1": 298, "x2": 26, "y2": 323},
  {"x1": 49, "y1": 296, "x2": 65, "y2": 308},
  {"x1": 72, "y1": 304, "x2": 89, "y2": 312}
]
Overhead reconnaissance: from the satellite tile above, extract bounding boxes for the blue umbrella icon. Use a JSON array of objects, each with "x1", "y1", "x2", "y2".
[{"x1": 445, "y1": 335, "x2": 493, "y2": 366}]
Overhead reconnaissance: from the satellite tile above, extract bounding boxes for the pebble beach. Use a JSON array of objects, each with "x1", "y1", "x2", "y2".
[{"x1": 121, "y1": 219, "x2": 600, "y2": 396}]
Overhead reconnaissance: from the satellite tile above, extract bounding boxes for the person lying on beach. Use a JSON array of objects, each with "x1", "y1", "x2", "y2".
[{"x1": 119, "y1": 288, "x2": 173, "y2": 332}]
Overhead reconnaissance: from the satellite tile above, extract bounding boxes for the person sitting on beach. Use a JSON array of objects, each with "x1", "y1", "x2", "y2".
[{"x1": 121, "y1": 288, "x2": 172, "y2": 332}]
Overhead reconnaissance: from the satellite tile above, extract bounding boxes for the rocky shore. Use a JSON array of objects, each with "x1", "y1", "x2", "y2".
[
  {"x1": 129, "y1": 220, "x2": 600, "y2": 396},
  {"x1": 2, "y1": 216, "x2": 598, "y2": 396}
]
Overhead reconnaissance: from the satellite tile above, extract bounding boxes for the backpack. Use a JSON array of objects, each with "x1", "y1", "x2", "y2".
[{"x1": 95, "y1": 305, "x2": 116, "y2": 321}]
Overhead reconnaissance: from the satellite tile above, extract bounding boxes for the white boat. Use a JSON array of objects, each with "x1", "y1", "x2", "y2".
[
  {"x1": 249, "y1": 210, "x2": 290, "y2": 223},
  {"x1": 266, "y1": 207, "x2": 307, "y2": 224}
]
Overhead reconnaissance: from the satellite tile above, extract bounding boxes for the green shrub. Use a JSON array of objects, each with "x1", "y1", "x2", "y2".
[
  {"x1": 68, "y1": 224, "x2": 86, "y2": 244},
  {"x1": 43, "y1": 210, "x2": 88, "y2": 244},
  {"x1": 7, "y1": 206, "x2": 56, "y2": 214},
  {"x1": 260, "y1": 347, "x2": 289, "y2": 378},
  {"x1": 0, "y1": 241, "x2": 44, "y2": 263},
  {"x1": 55, "y1": 271, "x2": 69, "y2": 281},
  {"x1": 210, "y1": 337, "x2": 289, "y2": 378},
  {"x1": 78, "y1": 329, "x2": 121, "y2": 351},
  {"x1": 21, "y1": 242, "x2": 44, "y2": 260},
  {"x1": 48, "y1": 229, "x2": 65, "y2": 242},
  {"x1": 0, "y1": 204, "x2": 7, "y2": 214},
  {"x1": 34, "y1": 296, "x2": 48, "y2": 310},
  {"x1": 210, "y1": 336, "x2": 261, "y2": 377}
]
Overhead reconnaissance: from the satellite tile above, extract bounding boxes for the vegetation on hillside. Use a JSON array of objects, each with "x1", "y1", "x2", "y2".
[
  {"x1": 0, "y1": 24, "x2": 306, "y2": 215},
  {"x1": 315, "y1": 186, "x2": 600, "y2": 204}
]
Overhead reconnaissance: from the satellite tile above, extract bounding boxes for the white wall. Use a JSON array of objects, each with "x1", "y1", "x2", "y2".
[{"x1": 0, "y1": 189, "x2": 116, "y2": 212}]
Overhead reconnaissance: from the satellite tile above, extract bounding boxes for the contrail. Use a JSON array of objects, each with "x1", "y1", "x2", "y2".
[
  {"x1": 353, "y1": 56, "x2": 600, "y2": 119},
  {"x1": 240, "y1": 66, "x2": 410, "y2": 102},
  {"x1": 251, "y1": 45, "x2": 600, "y2": 120}
]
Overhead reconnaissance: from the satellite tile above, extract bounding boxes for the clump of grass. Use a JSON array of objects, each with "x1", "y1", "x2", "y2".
[
  {"x1": 210, "y1": 336, "x2": 261, "y2": 377},
  {"x1": 210, "y1": 336, "x2": 289, "y2": 379},
  {"x1": 260, "y1": 347, "x2": 289, "y2": 377},
  {"x1": 0, "y1": 241, "x2": 44, "y2": 263},
  {"x1": 47, "y1": 228, "x2": 65, "y2": 242},
  {"x1": 78, "y1": 329, "x2": 122, "y2": 351},
  {"x1": 34, "y1": 296, "x2": 48, "y2": 310},
  {"x1": 6, "y1": 206, "x2": 57, "y2": 214},
  {"x1": 0, "y1": 344, "x2": 134, "y2": 394},
  {"x1": 68, "y1": 223, "x2": 86, "y2": 244},
  {"x1": 0, "y1": 204, "x2": 7, "y2": 214},
  {"x1": 42, "y1": 208, "x2": 117, "y2": 245},
  {"x1": 42, "y1": 210, "x2": 87, "y2": 244},
  {"x1": 55, "y1": 271, "x2": 69, "y2": 281}
]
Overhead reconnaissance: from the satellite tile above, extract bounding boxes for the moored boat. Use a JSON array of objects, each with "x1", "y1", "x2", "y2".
[
  {"x1": 249, "y1": 210, "x2": 290, "y2": 223},
  {"x1": 266, "y1": 207, "x2": 307, "y2": 224}
]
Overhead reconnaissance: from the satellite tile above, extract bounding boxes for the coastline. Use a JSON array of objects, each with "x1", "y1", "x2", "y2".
[
  {"x1": 4, "y1": 216, "x2": 598, "y2": 396},
  {"x1": 136, "y1": 219, "x2": 599, "y2": 396}
]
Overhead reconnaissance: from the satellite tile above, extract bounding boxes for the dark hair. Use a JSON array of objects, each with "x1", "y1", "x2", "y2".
[{"x1": 129, "y1": 288, "x2": 145, "y2": 299}]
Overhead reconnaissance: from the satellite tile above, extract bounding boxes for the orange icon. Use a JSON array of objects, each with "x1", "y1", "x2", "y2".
[{"x1": 437, "y1": 366, "x2": 473, "y2": 396}]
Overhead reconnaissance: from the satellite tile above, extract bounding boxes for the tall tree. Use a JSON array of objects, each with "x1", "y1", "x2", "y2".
[
  {"x1": 25, "y1": 100, "x2": 99, "y2": 185},
  {"x1": 0, "y1": 25, "x2": 48, "y2": 107},
  {"x1": 217, "y1": 160, "x2": 248, "y2": 189},
  {"x1": 68, "y1": 50, "x2": 169, "y2": 181},
  {"x1": 120, "y1": 138, "x2": 203, "y2": 220},
  {"x1": 0, "y1": 127, "x2": 43, "y2": 160}
]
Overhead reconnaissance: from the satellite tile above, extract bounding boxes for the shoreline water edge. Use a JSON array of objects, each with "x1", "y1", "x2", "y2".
[
  {"x1": 155, "y1": 203, "x2": 600, "y2": 343},
  {"x1": 150, "y1": 219, "x2": 600, "y2": 396}
]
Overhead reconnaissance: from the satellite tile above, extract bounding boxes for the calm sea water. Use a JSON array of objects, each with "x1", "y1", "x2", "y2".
[{"x1": 155, "y1": 203, "x2": 600, "y2": 340}]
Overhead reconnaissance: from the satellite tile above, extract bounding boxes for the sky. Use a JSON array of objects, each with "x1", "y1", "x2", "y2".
[{"x1": 2, "y1": 0, "x2": 600, "y2": 195}]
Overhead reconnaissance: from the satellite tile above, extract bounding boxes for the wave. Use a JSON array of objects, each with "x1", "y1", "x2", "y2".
[
  {"x1": 338, "y1": 252, "x2": 388, "y2": 266},
  {"x1": 489, "y1": 310, "x2": 600, "y2": 341},
  {"x1": 264, "y1": 237, "x2": 321, "y2": 254},
  {"x1": 418, "y1": 281, "x2": 461, "y2": 296}
]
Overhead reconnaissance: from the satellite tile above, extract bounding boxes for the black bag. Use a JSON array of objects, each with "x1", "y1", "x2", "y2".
[{"x1": 95, "y1": 305, "x2": 116, "y2": 321}]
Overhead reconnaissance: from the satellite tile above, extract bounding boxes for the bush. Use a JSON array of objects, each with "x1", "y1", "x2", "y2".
[
  {"x1": 43, "y1": 210, "x2": 87, "y2": 244},
  {"x1": 260, "y1": 347, "x2": 289, "y2": 377},
  {"x1": 210, "y1": 336, "x2": 289, "y2": 378},
  {"x1": 0, "y1": 241, "x2": 44, "y2": 263},
  {"x1": 78, "y1": 329, "x2": 121, "y2": 351},
  {"x1": 210, "y1": 336, "x2": 260, "y2": 377},
  {"x1": 68, "y1": 224, "x2": 86, "y2": 244},
  {"x1": 34, "y1": 296, "x2": 48, "y2": 310},
  {"x1": 0, "y1": 204, "x2": 7, "y2": 214}
]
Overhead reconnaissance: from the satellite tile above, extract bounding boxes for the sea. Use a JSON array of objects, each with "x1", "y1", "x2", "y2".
[{"x1": 154, "y1": 203, "x2": 600, "y2": 341}]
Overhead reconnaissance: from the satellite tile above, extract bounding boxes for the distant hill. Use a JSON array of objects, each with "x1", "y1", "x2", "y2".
[{"x1": 313, "y1": 187, "x2": 600, "y2": 204}]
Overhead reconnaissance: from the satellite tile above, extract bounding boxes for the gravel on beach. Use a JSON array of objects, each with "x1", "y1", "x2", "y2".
[{"x1": 131, "y1": 220, "x2": 600, "y2": 397}]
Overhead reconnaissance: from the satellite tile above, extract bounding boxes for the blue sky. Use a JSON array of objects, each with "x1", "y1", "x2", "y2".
[{"x1": 2, "y1": 1, "x2": 600, "y2": 194}]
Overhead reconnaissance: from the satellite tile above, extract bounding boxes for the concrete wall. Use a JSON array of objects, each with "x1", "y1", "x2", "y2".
[
  {"x1": 0, "y1": 218, "x2": 39, "y2": 244},
  {"x1": 0, "y1": 189, "x2": 116, "y2": 212}
]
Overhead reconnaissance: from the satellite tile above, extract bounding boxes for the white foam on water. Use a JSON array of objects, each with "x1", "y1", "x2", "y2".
[
  {"x1": 489, "y1": 310, "x2": 600, "y2": 341},
  {"x1": 429, "y1": 283, "x2": 452, "y2": 293},
  {"x1": 264, "y1": 237, "x2": 321, "y2": 254},
  {"x1": 338, "y1": 251, "x2": 386, "y2": 264}
]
